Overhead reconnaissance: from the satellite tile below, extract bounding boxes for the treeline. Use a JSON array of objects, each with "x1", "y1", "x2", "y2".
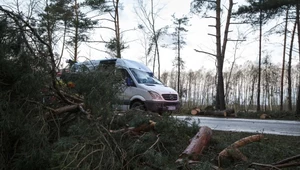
[{"x1": 161, "y1": 59, "x2": 299, "y2": 112}]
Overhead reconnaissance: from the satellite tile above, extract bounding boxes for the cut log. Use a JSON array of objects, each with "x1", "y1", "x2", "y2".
[
  {"x1": 191, "y1": 107, "x2": 201, "y2": 115},
  {"x1": 191, "y1": 108, "x2": 236, "y2": 117},
  {"x1": 218, "y1": 134, "x2": 264, "y2": 167},
  {"x1": 176, "y1": 126, "x2": 212, "y2": 162},
  {"x1": 260, "y1": 113, "x2": 271, "y2": 119},
  {"x1": 130, "y1": 120, "x2": 156, "y2": 135}
]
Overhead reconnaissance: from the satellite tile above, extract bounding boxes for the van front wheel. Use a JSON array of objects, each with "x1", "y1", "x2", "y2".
[{"x1": 131, "y1": 101, "x2": 146, "y2": 111}]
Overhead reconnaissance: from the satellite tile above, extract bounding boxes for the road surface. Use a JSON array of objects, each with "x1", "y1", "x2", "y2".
[{"x1": 174, "y1": 116, "x2": 300, "y2": 136}]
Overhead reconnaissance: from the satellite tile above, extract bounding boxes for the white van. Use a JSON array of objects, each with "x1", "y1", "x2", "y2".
[{"x1": 68, "y1": 58, "x2": 180, "y2": 113}]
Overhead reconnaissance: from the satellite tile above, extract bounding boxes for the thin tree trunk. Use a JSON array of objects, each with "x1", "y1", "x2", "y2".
[
  {"x1": 150, "y1": 0, "x2": 160, "y2": 79},
  {"x1": 288, "y1": 20, "x2": 297, "y2": 111},
  {"x1": 280, "y1": 9, "x2": 289, "y2": 111},
  {"x1": 296, "y1": 2, "x2": 300, "y2": 114},
  {"x1": 152, "y1": 48, "x2": 157, "y2": 74},
  {"x1": 155, "y1": 43, "x2": 160, "y2": 79},
  {"x1": 114, "y1": 0, "x2": 121, "y2": 58},
  {"x1": 177, "y1": 21, "x2": 181, "y2": 97},
  {"x1": 257, "y1": 0, "x2": 263, "y2": 111},
  {"x1": 74, "y1": 0, "x2": 79, "y2": 62},
  {"x1": 216, "y1": 0, "x2": 225, "y2": 110}
]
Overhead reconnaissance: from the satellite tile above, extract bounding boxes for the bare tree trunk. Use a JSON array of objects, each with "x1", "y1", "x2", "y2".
[
  {"x1": 216, "y1": 0, "x2": 232, "y2": 110},
  {"x1": 155, "y1": 42, "x2": 160, "y2": 79},
  {"x1": 150, "y1": 0, "x2": 161, "y2": 79},
  {"x1": 280, "y1": 9, "x2": 289, "y2": 111},
  {"x1": 152, "y1": 48, "x2": 157, "y2": 73},
  {"x1": 114, "y1": 0, "x2": 121, "y2": 58},
  {"x1": 215, "y1": 0, "x2": 224, "y2": 110},
  {"x1": 288, "y1": 20, "x2": 297, "y2": 111},
  {"x1": 257, "y1": 0, "x2": 263, "y2": 111},
  {"x1": 225, "y1": 40, "x2": 238, "y2": 103},
  {"x1": 296, "y1": 2, "x2": 300, "y2": 114},
  {"x1": 74, "y1": 0, "x2": 79, "y2": 62},
  {"x1": 177, "y1": 21, "x2": 181, "y2": 97},
  {"x1": 248, "y1": 67, "x2": 256, "y2": 111}
]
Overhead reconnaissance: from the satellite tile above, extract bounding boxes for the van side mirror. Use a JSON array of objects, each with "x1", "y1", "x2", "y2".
[{"x1": 126, "y1": 77, "x2": 134, "y2": 86}]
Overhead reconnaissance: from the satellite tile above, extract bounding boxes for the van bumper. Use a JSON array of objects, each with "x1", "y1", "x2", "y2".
[{"x1": 144, "y1": 101, "x2": 180, "y2": 113}]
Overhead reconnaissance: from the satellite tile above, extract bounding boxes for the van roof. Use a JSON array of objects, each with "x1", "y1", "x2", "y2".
[
  {"x1": 116, "y1": 59, "x2": 151, "y2": 72},
  {"x1": 74, "y1": 58, "x2": 152, "y2": 73}
]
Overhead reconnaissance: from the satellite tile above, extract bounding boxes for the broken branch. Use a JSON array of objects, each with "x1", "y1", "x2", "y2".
[{"x1": 218, "y1": 134, "x2": 264, "y2": 167}]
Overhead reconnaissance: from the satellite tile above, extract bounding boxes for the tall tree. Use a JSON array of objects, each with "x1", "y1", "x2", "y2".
[
  {"x1": 191, "y1": 0, "x2": 234, "y2": 110},
  {"x1": 134, "y1": 0, "x2": 167, "y2": 79},
  {"x1": 40, "y1": 0, "x2": 97, "y2": 62},
  {"x1": 296, "y1": 1, "x2": 300, "y2": 114},
  {"x1": 280, "y1": 8, "x2": 289, "y2": 111},
  {"x1": 234, "y1": 0, "x2": 300, "y2": 112},
  {"x1": 86, "y1": 0, "x2": 125, "y2": 58},
  {"x1": 170, "y1": 14, "x2": 189, "y2": 99}
]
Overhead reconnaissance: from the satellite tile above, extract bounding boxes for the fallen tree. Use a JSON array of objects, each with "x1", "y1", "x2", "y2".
[
  {"x1": 109, "y1": 120, "x2": 156, "y2": 135},
  {"x1": 191, "y1": 108, "x2": 236, "y2": 117},
  {"x1": 176, "y1": 126, "x2": 212, "y2": 163}
]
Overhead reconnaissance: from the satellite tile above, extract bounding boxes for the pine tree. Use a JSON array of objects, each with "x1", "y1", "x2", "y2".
[{"x1": 170, "y1": 14, "x2": 189, "y2": 100}]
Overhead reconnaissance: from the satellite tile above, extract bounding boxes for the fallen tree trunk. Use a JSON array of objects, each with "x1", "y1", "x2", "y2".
[
  {"x1": 190, "y1": 107, "x2": 201, "y2": 115},
  {"x1": 110, "y1": 120, "x2": 156, "y2": 135},
  {"x1": 176, "y1": 126, "x2": 212, "y2": 163},
  {"x1": 218, "y1": 134, "x2": 264, "y2": 167},
  {"x1": 45, "y1": 103, "x2": 87, "y2": 119},
  {"x1": 191, "y1": 108, "x2": 236, "y2": 117}
]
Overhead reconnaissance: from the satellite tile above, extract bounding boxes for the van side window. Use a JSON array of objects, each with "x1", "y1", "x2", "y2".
[{"x1": 117, "y1": 69, "x2": 135, "y2": 87}]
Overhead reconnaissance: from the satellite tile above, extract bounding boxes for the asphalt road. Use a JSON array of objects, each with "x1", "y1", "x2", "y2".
[{"x1": 174, "y1": 116, "x2": 300, "y2": 136}]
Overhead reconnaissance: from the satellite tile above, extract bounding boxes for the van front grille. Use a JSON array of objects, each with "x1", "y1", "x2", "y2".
[{"x1": 162, "y1": 94, "x2": 178, "y2": 101}]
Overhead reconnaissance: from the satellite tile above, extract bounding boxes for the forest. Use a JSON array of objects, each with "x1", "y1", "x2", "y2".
[{"x1": 0, "y1": 0, "x2": 300, "y2": 169}]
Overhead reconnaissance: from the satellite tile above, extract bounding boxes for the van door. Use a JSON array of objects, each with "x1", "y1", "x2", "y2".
[{"x1": 116, "y1": 68, "x2": 135, "y2": 111}]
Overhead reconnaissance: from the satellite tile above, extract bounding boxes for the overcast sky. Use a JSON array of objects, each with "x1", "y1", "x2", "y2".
[
  {"x1": 76, "y1": 0, "x2": 291, "y2": 74},
  {"x1": 1, "y1": 0, "x2": 292, "y2": 72}
]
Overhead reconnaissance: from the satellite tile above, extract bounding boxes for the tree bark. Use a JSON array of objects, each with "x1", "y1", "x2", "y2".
[
  {"x1": 280, "y1": 8, "x2": 289, "y2": 111},
  {"x1": 215, "y1": 0, "x2": 226, "y2": 110},
  {"x1": 176, "y1": 126, "x2": 212, "y2": 162},
  {"x1": 45, "y1": 103, "x2": 85, "y2": 119},
  {"x1": 257, "y1": 0, "x2": 263, "y2": 111},
  {"x1": 296, "y1": 2, "x2": 300, "y2": 114},
  {"x1": 177, "y1": 21, "x2": 181, "y2": 98},
  {"x1": 218, "y1": 134, "x2": 264, "y2": 167},
  {"x1": 109, "y1": 120, "x2": 156, "y2": 135},
  {"x1": 114, "y1": 0, "x2": 121, "y2": 58},
  {"x1": 74, "y1": 0, "x2": 79, "y2": 62},
  {"x1": 288, "y1": 20, "x2": 297, "y2": 111}
]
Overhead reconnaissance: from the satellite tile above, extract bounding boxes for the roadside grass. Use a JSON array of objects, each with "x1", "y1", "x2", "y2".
[
  {"x1": 191, "y1": 130, "x2": 300, "y2": 169},
  {"x1": 113, "y1": 111, "x2": 300, "y2": 169}
]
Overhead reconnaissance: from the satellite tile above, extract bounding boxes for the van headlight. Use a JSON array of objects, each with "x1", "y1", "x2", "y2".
[{"x1": 148, "y1": 91, "x2": 163, "y2": 100}]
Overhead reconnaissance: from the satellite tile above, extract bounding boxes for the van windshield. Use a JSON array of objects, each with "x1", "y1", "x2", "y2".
[{"x1": 130, "y1": 68, "x2": 162, "y2": 85}]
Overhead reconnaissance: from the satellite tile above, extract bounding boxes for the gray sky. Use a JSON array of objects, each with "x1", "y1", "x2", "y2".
[
  {"x1": 1, "y1": 0, "x2": 294, "y2": 72},
  {"x1": 78, "y1": 0, "x2": 290, "y2": 74}
]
